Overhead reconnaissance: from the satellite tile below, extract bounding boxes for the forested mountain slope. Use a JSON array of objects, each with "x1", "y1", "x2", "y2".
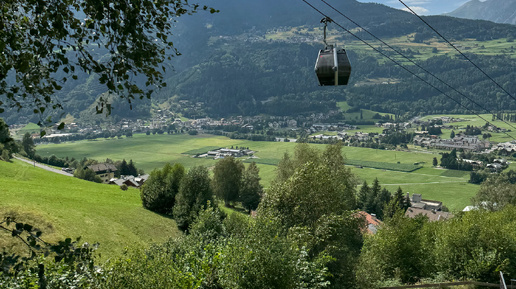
[
  {"x1": 157, "y1": 0, "x2": 516, "y2": 118},
  {"x1": 2, "y1": 0, "x2": 515, "y2": 123}
]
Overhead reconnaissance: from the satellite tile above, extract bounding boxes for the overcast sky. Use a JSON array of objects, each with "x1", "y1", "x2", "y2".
[{"x1": 356, "y1": 0, "x2": 476, "y2": 15}]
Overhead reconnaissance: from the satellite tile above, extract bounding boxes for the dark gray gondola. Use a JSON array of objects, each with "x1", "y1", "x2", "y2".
[{"x1": 315, "y1": 45, "x2": 351, "y2": 86}]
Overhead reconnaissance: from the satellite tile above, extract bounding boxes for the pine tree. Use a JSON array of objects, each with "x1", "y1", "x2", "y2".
[
  {"x1": 120, "y1": 159, "x2": 129, "y2": 176},
  {"x1": 358, "y1": 181, "x2": 370, "y2": 210},
  {"x1": 366, "y1": 178, "x2": 381, "y2": 214},
  {"x1": 128, "y1": 160, "x2": 138, "y2": 176},
  {"x1": 375, "y1": 188, "x2": 391, "y2": 219}
]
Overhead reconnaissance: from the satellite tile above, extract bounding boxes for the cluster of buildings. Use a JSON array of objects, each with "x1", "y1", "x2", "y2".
[
  {"x1": 87, "y1": 163, "x2": 149, "y2": 188},
  {"x1": 198, "y1": 148, "x2": 256, "y2": 159},
  {"x1": 413, "y1": 133, "x2": 490, "y2": 152}
]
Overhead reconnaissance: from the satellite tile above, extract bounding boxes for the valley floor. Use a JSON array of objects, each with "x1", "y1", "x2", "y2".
[{"x1": 36, "y1": 133, "x2": 478, "y2": 211}]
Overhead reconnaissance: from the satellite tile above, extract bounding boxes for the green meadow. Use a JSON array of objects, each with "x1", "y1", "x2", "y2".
[
  {"x1": 420, "y1": 113, "x2": 516, "y2": 142},
  {"x1": 0, "y1": 159, "x2": 180, "y2": 259},
  {"x1": 37, "y1": 133, "x2": 479, "y2": 211}
]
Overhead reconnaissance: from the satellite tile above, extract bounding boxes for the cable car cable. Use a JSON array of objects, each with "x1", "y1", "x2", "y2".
[
  {"x1": 398, "y1": 0, "x2": 516, "y2": 103},
  {"x1": 317, "y1": 0, "x2": 516, "y2": 132},
  {"x1": 301, "y1": 0, "x2": 516, "y2": 140}
]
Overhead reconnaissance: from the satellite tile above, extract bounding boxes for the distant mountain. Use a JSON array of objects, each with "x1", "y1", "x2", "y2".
[
  {"x1": 447, "y1": 0, "x2": 516, "y2": 25},
  {"x1": 357, "y1": 0, "x2": 468, "y2": 16}
]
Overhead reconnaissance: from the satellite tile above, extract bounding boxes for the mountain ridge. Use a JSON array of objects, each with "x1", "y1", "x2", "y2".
[{"x1": 447, "y1": 0, "x2": 516, "y2": 25}]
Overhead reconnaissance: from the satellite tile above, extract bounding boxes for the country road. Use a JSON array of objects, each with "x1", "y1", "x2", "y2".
[{"x1": 14, "y1": 155, "x2": 73, "y2": 177}]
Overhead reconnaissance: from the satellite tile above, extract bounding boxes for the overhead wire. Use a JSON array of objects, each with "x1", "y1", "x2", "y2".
[
  {"x1": 398, "y1": 0, "x2": 516, "y2": 103},
  {"x1": 300, "y1": 0, "x2": 516, "y2": 140},
  {"x1": 317, "y1": 0, "x2": 516, "y2": 133}
]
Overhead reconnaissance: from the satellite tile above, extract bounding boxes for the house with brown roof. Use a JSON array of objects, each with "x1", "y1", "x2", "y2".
[{"x1": 87, "y1": 163, "x2": 118, "y2": 183}]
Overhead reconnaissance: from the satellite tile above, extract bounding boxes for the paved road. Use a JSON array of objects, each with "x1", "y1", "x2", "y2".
[{"x1": 14, "y1": 156, "x2": 73, "y2": 177}]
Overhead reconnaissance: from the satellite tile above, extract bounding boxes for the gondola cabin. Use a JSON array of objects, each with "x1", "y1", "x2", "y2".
[{"x1": 315, "y1": 45, "x2": 351, "y2": 86}]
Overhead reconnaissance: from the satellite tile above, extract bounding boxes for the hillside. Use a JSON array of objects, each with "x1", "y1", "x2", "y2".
[
  {"x1": 141, "y1": 0, "x2": 516, "y2": 119},
  {"x1": 2, "y1": 0, "x2": 516, "y2": 124},
  {"x1": 0, "y1": 159, "x2": 180, "y2": 259},
  {"x1": 447, "y1": 0, "x2": 516, "y2": 25}
]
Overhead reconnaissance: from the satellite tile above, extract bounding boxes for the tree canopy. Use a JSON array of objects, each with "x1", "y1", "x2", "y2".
[{"x1": 0, "y1": 0, "x2": 217, "y2": 118}]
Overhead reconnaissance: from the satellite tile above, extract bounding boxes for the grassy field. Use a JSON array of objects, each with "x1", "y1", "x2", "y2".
[
  {"x1": 337, "y1": 101, "x2": 394, "y2": 124},
  {"x1": 265, "y1": 27, "x2": 516, "y2": 60},
  {"x1": 0, "y1": 159, "x2": 180, "y2": 259},
  {"x1": 37, "y1": 133, "x2": 480, "y2": 211},
  {"x1": 420, "y1": 113, "x2": 516, "y2": 143},
  {"x1": 13, "y1": 122, "x2": 41, "y2": 138}
]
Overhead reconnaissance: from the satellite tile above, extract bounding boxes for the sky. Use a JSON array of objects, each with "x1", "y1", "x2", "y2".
[{"x1": 356, "y1": 0, "x2": 478, "y2": 15}]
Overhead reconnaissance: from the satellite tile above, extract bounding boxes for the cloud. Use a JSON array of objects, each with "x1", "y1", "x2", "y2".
[{"x1": 402, "y1": 6, "x2": 430, "y2": 14}]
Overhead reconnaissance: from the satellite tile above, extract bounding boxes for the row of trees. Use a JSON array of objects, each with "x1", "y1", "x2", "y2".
[
  {"x1": 357, "y1": 179, "x2": 411, "y2": 220},
  {"x1": 140, "y1": 158, "x2": 263, "y2": 231},
  {"x1": 440, "y1": 149, "x2": 474, "y2": 171}
]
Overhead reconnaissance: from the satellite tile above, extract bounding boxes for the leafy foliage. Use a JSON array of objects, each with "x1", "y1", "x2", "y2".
[
  {"x1": 140, "y1": 163, "x2": 185, "y2": 215},
  {"x1": 260, "y1": 143, "x2": 362, "y2": 288},
  {"x1": 472, "y1": 173, "x2": 516, "y2": 211},
  {"x1": 0, "y1": 0, "x2": 217, "y2": 116},
  {"x1": 239, "y1": 162, "x2": 263, "y2": 213},
  {"x1": 21, "y1": 132, "x2": 35, "y2": 159},
  {"x1": 212, "y1": 156, "x2": 244, "y2": 206},
  {"x1": 174, "y1": 166, "x2": 214, "y2": 231},
  {"x1": 100, "y1": 207, "x2": 331, "y2": 289},
  {"x1": 0, "y1": 216, "x2": 99, "y2": 288},
  {"x1": 0, "y1": 118, "x2": 17, "y2": 161}
]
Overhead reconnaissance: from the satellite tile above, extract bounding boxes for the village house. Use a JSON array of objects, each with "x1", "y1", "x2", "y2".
[
  {"x1": 109, "y1": 174, "x2": 150, "y2": 188},
  {"x1": 404, "y1": 193, "x2": 452, "y2": 221},
  {"x1": 356, "y1": 211, "x2": 382, "y2": 234},
  {"x1": 408, "y1": 193, "x2": 442, "y2": 211},
  {"x1": 87, "y1": 163, "x2": 118, "y2": 184}
]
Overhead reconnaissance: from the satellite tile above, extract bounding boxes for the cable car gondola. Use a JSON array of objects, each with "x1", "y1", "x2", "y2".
[{"x1": 314, "y1": 17, "x2": 351, "y2": 86}]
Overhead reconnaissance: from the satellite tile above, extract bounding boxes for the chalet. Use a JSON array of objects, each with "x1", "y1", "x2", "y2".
[{"x1": 87, "y1": 163, "x2": 118, "y2": 183}]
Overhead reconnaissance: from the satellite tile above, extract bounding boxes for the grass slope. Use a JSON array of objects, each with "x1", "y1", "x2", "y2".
[
  {"x1": 37, "y1": 134, "x2": 479, "y2": 211},
  {"x1": 0, "y1": 160, "x2": 179, "y2": 259}
]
